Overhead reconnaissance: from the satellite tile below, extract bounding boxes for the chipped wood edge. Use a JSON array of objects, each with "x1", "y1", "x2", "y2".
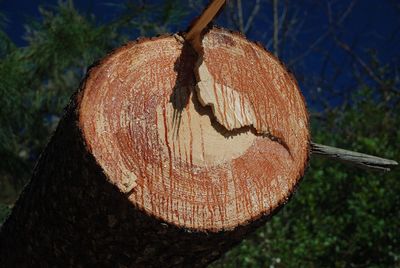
[{"x1": 195, "y1": 59, "x2": 259, "y2": 131}]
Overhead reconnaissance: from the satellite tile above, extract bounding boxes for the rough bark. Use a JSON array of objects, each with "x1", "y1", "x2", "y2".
[{"x1": 0, "y1": 28, "x2": 310, "y2": 267}]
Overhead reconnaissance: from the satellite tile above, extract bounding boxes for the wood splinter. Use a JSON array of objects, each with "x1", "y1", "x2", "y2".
[
  {"x1": 186, "y1": 0, "x2": 281, "y2": 137},
  {"x1": 185, "y1": 0, "x2": 226, "y2": 53},
  {"x1": 311, "y1": 143, "x2": 398, "y2": 172}
]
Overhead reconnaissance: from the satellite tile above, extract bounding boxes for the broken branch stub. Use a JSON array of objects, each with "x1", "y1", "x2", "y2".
[
  {"x1": 186, "y1": 0, "x2": 226, "y2": 53},
  {"x1": 311, "y1": 143, "x2": 398, "y2": 172}
]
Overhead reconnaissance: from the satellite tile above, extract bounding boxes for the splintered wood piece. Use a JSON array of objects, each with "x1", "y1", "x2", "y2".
[
  {"x1": 186, "y1": 0, "x2": 226, "y2": 52},
  {"x1": 195, "y1": 28, "x2": 309, "y2": 148},
  {"x1": 79, "y1": 27, "x2": 310, "y2": 232},
  {"x1": 311, "y1": 143, "x2": 398, "y2": 171},
  {"x1": 195, "y1": 60, "x2": 258, "y2": 131}
]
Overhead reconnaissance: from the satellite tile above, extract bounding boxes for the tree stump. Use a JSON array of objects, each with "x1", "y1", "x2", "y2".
[{"x1": 0, "y1": 28, "x2": 309, "y2": 267}]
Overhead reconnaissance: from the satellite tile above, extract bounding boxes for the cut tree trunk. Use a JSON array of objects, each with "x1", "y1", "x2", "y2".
[{"x1": 0, "y1": 28, "x2": 310, "y2": 267}]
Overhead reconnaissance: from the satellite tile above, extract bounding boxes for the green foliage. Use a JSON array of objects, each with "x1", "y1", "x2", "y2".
[
  {"x1": 0, "y1": 203, "x2": 11, "y2": 225},
  {"x1": 0, "y1": 3, "x2": 110, "y2": 188}
]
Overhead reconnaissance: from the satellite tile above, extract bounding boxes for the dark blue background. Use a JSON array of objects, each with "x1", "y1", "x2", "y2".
[{"x1": 1, "y1": 0, "x2": 399, "y2": 108}]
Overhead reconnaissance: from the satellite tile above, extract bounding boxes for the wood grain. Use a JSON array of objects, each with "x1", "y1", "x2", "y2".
[
  {"x1": 79, "y1": 28, "x2": 310, "y2": 231},
  {"x1": 0, "y1": 29, "x2": 310, "y2": 267}
]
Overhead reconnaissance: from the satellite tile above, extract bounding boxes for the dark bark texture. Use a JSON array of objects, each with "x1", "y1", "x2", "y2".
[{"x1": 0, "y1": 92, "x2": 264, "y2": 267}]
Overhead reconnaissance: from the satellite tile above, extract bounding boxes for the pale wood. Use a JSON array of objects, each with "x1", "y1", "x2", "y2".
[
  {"x1": 157, "y1": 92, "x2": 256, "y2": 167},
  {"x1": 186, "y1": 0, "x2": 226, "y2": 52},
  {"x1": 196, "y1": 59, "x2": 258, "y2": 131},
  {"x1": 194, "y1": 28, "x2": 309, "y2": 147},
  {"x1": 311, "y1": 142, "x2": 398, "y2": 172}
]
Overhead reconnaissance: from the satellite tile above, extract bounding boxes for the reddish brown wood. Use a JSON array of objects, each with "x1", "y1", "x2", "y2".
[
  {"x1": 80, "y1": 28, "x2": 310, "y2": 231},
  {"x1": 0, "y1": 28, "x2": 309, "y2": 267}
]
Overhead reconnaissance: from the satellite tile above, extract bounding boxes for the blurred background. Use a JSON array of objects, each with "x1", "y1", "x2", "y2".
[{"x1": 0, "y1": 0, "x2": 399, "y2": 267}]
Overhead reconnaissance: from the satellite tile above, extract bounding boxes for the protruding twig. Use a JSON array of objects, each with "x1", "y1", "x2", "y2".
[
  {"x1": 185, "y1": 0, "x2": 226, "y2": 52},
  {"x1": 311, "y1": 142, "x2": 398, "y2": 172}
]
